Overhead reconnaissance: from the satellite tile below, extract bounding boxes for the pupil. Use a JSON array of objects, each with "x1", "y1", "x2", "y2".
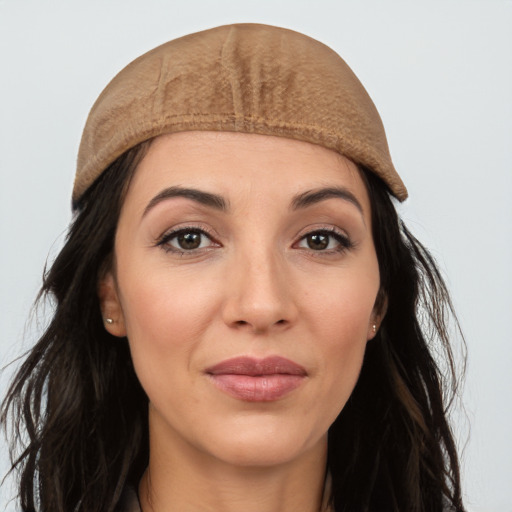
[
  {"x1": 178, "y1": 232, "x2": 201, "y2": 250},
  {"x1": 308, "y1": 234, "x2": 328, "y2": 250}
]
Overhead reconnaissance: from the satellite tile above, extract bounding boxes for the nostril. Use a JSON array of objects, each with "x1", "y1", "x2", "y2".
[{"x1": 276, "y1": 319, "x2": 286, "y2": 325}]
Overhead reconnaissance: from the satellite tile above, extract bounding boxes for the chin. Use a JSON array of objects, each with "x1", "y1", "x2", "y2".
[
  {"x1": 201, "y1": 417, "x2": 327, "y2": 468},
  {"x1": 213, "y1": 441, "x2": 310, "y2": 468}
]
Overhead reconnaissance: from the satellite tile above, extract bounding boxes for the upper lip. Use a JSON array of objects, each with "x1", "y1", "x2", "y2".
[{"x1": 205, "y1": 356, "x2": 307, "y2": 376}]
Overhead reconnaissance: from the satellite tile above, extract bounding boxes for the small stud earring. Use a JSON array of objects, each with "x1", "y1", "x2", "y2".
[
  {"x1": 105, "y1": 318, "x2": 114, "y2": 325},
  {"x1": 372, "y1": 324, "x2": 377, "y2": 333}
]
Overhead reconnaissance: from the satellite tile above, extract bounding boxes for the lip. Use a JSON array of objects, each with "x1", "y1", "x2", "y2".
[{"x1": 205, "y1": 356, "x2": 307, "y2": 402}]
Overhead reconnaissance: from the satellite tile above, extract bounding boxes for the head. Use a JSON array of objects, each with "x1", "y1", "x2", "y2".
[
  {"x1": 2, "y1": 23, "x2": 464, "y2": 512},
  {"x1": 72, "y1": 22, "x2": 405, "y2": 475}
]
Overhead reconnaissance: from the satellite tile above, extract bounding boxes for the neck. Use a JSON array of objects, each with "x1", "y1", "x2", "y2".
[{"x1": 138, "y1": 413, "x2": 329, "y2": 512}]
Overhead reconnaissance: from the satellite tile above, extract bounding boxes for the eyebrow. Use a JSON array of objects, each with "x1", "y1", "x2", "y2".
[
  {"x1": 143, "y1": 185, "x2": 364, "y2": 219},
  {"x1": 143, "y1": 186, "x2": 229, "y2": 217},
  {"x1": 291, "y1": 187, "x2": 364, "y2": 216}
]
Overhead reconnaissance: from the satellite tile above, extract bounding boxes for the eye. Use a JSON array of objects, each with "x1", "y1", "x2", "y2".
[
  {"x1": 157, "y1": 228, "x2": 217, "y2": 253},
  {"x1": 297, "y1": 229, "x2": 353, "y2": 252}
]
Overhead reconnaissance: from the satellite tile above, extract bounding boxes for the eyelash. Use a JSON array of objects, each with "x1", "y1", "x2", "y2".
[{"x1": 155, "y1": 226, "x2": 354, "y2": 255}]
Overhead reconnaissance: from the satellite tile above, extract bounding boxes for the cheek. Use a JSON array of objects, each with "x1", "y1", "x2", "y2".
[
  {"x1": 116, "y1": 262, "x2": 222, "y2": 381},
  {"x1": 302, "y1": 268, "x2": 379, "y2": 411},
  {"x1": 303, "y1": 266, "x2": 378, "y2": 345}
]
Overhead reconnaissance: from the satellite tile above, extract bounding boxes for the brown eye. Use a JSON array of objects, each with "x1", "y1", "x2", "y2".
[
  {"x1": 306, "y1": 233, "x2": 329, "y2": 250},
  {"x1": 297, "y1": 229, "x2": 353, "y2": 253},
  {"x1": 159, "y1": 228, "x2": 215, "y2": 252},
  {"x1": 176, "y1": 231, "x2": 202, "y2": 250}
]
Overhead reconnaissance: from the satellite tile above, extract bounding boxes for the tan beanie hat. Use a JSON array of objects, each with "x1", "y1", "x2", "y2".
[{"x1": 74, "y1": 23, "x2": 407, "y2": 204}]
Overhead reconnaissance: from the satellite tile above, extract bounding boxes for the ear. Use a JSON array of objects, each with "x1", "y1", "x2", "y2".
[
  {"x1": 367, "y1": 290, "x2": 388, "y2": 341},
  {"x1": 97, "y1": 271, "x2": 127, "y2": 337}
]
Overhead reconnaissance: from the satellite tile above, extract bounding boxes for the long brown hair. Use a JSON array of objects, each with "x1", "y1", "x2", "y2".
[{"x1": 1, "y1": 143, "x2": 466, "y2": 512}]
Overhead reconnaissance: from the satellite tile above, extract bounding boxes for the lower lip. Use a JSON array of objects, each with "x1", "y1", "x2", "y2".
[{"x1": 208, "y1": 374, "x2": 305, "y2": 402}]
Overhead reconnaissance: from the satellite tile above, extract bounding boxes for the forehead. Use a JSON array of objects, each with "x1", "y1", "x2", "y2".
[{"x1": 123, "y1": 131, "x2": 371, "y2": 216}]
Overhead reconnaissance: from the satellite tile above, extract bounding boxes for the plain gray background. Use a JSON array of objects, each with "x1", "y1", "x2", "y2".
[{"x1": 1, "y1": 1, "x2": 511, "y2": 510}]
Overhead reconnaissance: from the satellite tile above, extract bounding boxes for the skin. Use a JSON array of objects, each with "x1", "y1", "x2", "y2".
[{"x1": 99, "y1": 131, "x2": 385, "y2": 512}]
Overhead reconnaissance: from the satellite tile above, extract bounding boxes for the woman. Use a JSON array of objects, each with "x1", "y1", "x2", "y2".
[{"x1": 1, "y1": 24, "x2": 465, "y2": 512}]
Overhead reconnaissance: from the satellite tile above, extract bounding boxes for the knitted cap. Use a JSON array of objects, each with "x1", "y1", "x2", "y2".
[{"x1": 74, "y1": 23, "x2": 407, "y2": 204}]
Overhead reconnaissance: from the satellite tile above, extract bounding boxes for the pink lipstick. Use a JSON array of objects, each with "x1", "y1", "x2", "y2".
[{"x1": 205, "y1": 356, "x2": 307, "y2": 402}]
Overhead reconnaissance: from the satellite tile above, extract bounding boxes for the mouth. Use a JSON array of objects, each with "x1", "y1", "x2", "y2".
[{"x1": 205, "y1": 356, "x2": 307, "y2": 402}]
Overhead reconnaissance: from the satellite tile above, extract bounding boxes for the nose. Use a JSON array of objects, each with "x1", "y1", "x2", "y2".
[{"x1": 221, "y1": 248, "x2": 298, "y2": 334}]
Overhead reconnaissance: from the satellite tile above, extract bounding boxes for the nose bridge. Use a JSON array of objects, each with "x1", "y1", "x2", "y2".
[{"x1": 223, "y1": 240, "x2": 296, "y2": 332}]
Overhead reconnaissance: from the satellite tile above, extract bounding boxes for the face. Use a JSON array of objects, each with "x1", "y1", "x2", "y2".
[{"x1": 100, "y1": 131, "x2": 384, "y2": 469}]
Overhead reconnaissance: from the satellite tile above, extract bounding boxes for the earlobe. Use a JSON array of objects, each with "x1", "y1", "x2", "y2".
[
  {"x1": 367, "y1": 321, "x2": 380, "y2": 340},
  {"x1": 97, "y1": 272, "x2": 127, "y2": 338},
  {"x1": 367, "y1": 291, "x2": 388, "y2": 340}
]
